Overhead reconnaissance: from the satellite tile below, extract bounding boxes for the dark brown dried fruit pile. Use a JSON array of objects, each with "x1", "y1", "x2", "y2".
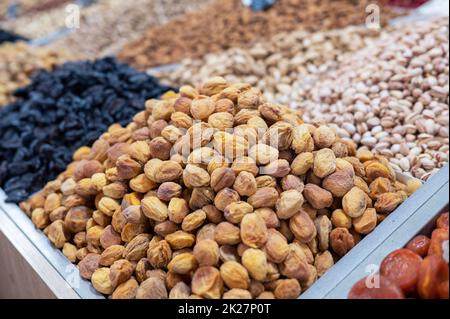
[
  {"x1": 23, "y1": 77, "x2": 416, "y2": 299},
  {"x1": 118, "y1": 0, "x2": 398, "y2": 69}
]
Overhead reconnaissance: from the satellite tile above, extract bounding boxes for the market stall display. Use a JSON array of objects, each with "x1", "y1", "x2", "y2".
[
  {"x1": 0, "y1": 57, "x2": 174, "y2": 203},
  {"x1": 349, "y1": 211, "x2": 448, "y2": 299},
  {"x1": 155, "y1": 18, "x2": 449, "y2": 181},
  {"x1": 118, "y1": 0, "x2": 399, "y2": 69},
  {"x1": 0, "y1": 41, "x2": 73, "y2": 106},
  {"x1": 0, "y1": 0, "x2": 447, "y2": 302}
]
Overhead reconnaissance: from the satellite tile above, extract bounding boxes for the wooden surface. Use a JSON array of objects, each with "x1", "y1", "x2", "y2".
[
  {"x1": 0, "y1": 208, "x2": 79, "y2": 299},
  {"x1": 0, "y1": 231, "x2": 56, "y2": 299}
]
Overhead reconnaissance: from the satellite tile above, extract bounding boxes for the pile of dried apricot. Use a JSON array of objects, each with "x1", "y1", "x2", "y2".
[{"x1": 21, "y1": 78, "x2": 417, "y2": 299}]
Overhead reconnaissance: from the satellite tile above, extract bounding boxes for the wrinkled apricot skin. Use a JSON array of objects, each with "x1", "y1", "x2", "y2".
[
  {"x1": 428, "y1": 228, "x2": 449, "y2": 258},
  {"x1": 406, "y1": 235, "x2": 431, "y2": 258},
  {"x1": 417, "y1": 255, "x2": 449, "y2": 299},
  {"x1": 436, "y1": 212, "x2": 449, "y2": 230},
  {"x1": 348, "y1": 276, "x2": 404, "y2": 299},
  {"x1": 380, "y1": 249, "x2": 422, "y2": 295}
]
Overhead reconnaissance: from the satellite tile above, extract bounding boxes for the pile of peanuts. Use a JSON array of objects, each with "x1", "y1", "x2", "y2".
[
  {"x1": 155, "y1": 18, "x2": 449, "y2": 180},
  {"x1": 21, "y1": 78, "x2": 420, "y2": 299},
  {"x1": 0, "y1": 41, "x2": 74, "y2": 106},
  {"x1": 118, "y1": 0, "x2": 397, "y2": 69}
]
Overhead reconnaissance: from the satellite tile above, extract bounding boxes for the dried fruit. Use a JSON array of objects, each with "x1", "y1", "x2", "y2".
[
  {"x1": 241, "y1": 248, "x2": 268, "y2": 281},
  {"x1": 240, "y1": 213, "x2": 268, "y2": 248},
  {"x1": 191, "y1": 266, "x2": 223, "y2": 299},
  {"x1": 313, "y1": 148, "x2": 336, "y2": 178},
  {"x1": 136, "y1": 277, "x2": 168, "y2": 299},
  {"x1": 276, "y1": 190, "x2": 304, "y2": 220},
  {"x1": 330, "y1": 228, "x2": 355, "y2": 257},
  {"x1": 193, "y1": 239, "x2": 219, "y2": 266},
  {"x1": 167, "y1": 253, "x2": 198, "y2": 274},
  {"x1": 380, "y1": 249, "x2": 423, "y2": 294},
  {"x1": 303, "y1": 184, "x2": 333, "y2": 210},
  {"x1": 342, "y1": 187, "x2": 367, "y2": 218},
  {"x1": 92, "y1": 268, "x2": 114, "y2": 295}
]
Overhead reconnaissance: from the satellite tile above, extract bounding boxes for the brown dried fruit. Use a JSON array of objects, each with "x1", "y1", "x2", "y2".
[
  {"x1": 220, "y1": 261, "x2": 250, "y2": 290},
  {"x1": 255, "y1": 208, "x2": 280, "y2": 229},
  {"x1": 322, "y1": 170, "x2": 354, "y2": 197},
  {"x1": 241, "y1": 248, "x2": 268, "y2": 281},
  {"x1": 191, "y1": 266, "x2": 223, "y2": 299},
  {"x1": 313, "y1": 148, "x2": 336, "y2": 178},
  {"x1": 112, "y1": 278, "x2": 139, "y2": 299},
  {"x1": 313, "y1": 125, "x2": 336, "y2": 149},
  {"x1": 214, "y1": 222, "x2": 241, "y2": 245},
  {"x1": 136, "y1": 277, "x2": 168, "y2": 299},
  {"x1": 248, "y1": 144, "x2": 279, "y2": 165},
  {"x1": 314, "y1": 215, "x2": 332, "y2": 251},
  {"x1": 92, "y1": 268, "x2": 114, "y2": 295},
  {"x1": 166, "y1": 231, "x2": 196, "y2": 249},
  {"x1": 167, "y1": 253, "x2": 198, "y2": 274},
  {"x1": 374, "y1": 192, "x2": 404, "y2": 214},
  {"x1": 169, "y1": 282, "x2": 191, "y2": 299},
  {"x1": 110, "y1": 259, "x2": 134, "y2": 288},
  {"x1": 240, "y1": 213, "x2": 268, "y2": 248},
  {"x1": 248, "y1": 187, "x2": 279, "y2": 209},
  {"x1": 210, "y1": 167, "x2": 236, "y2": 192},
  {"x1": 141, "y1": 196, "x2": 169, "y2": 222},
  {"x1": 331, "y1": 209, "x2": 352, "y2": 229},
  {"x1": 154, "y1": 221, "x2": 178, "y2": 237},
  {"x1": 279, "y1": 244, "x2": 310, "y2": 281},
  {"x1": 168, "y1": 198, "x2": 189, "y2": 224},
  {"x1": 182, "y1": 210, "x2": 206, "y2": 232},
  {"x1": 315, "y1": 251, "x2": 334, "y2": 277},
  {"x1": 157, "y1": 182, "x2": 182, "y2": 201},
  {"x1": 265, "y1": 229, "x2": 289, "y2": 263},
  {"x1": 233, "y1": 171, "x2": 257, "y2": 197},
  {"x1": 183, "y1": 164, "x2": 211, "y2": 188},
  {"x1": 214, "y1": 188, "x2": 240, "y2": 211},
  {"x1": 147, "y1": 238, "x2": 172, "y2": 268},
  {"x1": 289, "y1": 211, "x2": 317, "y2": 244},
  {"x1": 47, "y1": 220, "x2": 70, "y2": 248},
  {"x1": 276, "y1": 190, "x2": 304, "y2": 220},
  {"x1": 224, "y1": 201, "x2": 253, "y2": 224},
  {"x1": 274, "y1": 279, "x2": 301, "y2": 299},
  {"x1": 98, "y1": 197, "x2": 120, "y2": 217},
  {"x1": 100, "y1": 225, "x2": 122, "y2": 249},
  {"x1": 100, "y1": 245, "x2": 125, "y2": 266},
  {"x1": 342, "y1": 187, "x2": 367, "y2": 218},
  {"x1": 123, "y1": 234, "x2": 150, "y2": 261},
  {"x1": 353, "y1": 208, "x2": 377, "y2": 234},
  {"x1": 62, "y1": 243, "x2": 77, "y2": 263},
  {"x1": 193, "y1": 239, "x2": 219, "y2": 267},
  {"x1": 303, "y1": 184, "x2": 333, "y2": 209},
  {"x1": 330, "y1": 228, "x2": 355, "y2": 257},
  {"x1": 365, "y1": 161, "x2": 391, "y2": 182}
]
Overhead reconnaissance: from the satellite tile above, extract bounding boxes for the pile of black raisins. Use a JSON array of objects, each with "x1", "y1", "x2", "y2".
[
  {"x1": 0, "y1": 57, "x2": 174, "y2": 203},
  {"x1": 0, "y1": 29, "x2": 28, "y2": 44}
]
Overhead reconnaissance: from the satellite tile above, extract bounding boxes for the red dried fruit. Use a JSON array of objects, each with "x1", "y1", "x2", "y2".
[
  {"x1": 348, "y1": 275, "x2": 404, "y2": 299},
  {"x1": 380, "y1": 248, "x2": 423, "y2": 295}
]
